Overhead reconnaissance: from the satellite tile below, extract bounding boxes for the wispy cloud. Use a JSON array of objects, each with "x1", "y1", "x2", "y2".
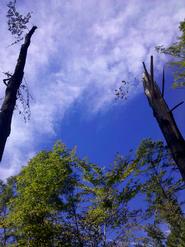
[{"x1": 0, "y1": 0, "x2": 184, "y2": 179}]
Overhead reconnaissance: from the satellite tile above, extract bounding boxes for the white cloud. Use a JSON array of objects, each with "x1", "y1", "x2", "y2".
[{"x1": 0, "y1": 0, "x2": 184, "y2": 179}]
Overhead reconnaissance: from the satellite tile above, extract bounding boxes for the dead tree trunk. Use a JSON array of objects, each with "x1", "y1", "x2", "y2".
[
  {"x1": 143, "y1": 56, "x2": 185, "y2": 182},
  {"x1": 0, "y1": 26, "x2": 37, "y2": 161}
]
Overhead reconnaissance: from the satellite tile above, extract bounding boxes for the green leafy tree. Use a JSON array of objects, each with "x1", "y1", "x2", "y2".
[
  {"x1": 78, "y1": 154, "x2": 142, "y2": 246},
  {"x1": 0, "y1": 177, "x2": 16, "y2": 246},
  {"x1": 5, "y1": 142, "x2": 112, "y2": 246},
  {"x1": 6, "y1": 142, "x2": 80, "y2": 246},
  {"x1": 135, "y1": 139, "x2": 185, "y2": 246},
  {"x1": 156, "y1": 19, "x2": 185, "y2": 88},
  {"x1": 2, "y1": 139, "x2": 185, "y2": 246}
]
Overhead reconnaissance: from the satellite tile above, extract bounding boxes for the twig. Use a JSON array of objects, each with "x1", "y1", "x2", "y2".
[
  {"x1": 169, "y1": 101, "x2": 184, "y2": 113},
  {"x1": 150, "y1": 56, "x2": 154, "y2": 83},
  {"x1": 142, "y1": 62, "x2": 150, "y2": 82},
  {"x1": 162, "y1": 67, "x2": 165, "y2": 97}
]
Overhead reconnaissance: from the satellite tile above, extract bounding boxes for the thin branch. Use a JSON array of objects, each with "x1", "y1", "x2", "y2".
[
  {"x1": 150, "y1": 56, "x2": 154, "y2": 83},
  {"x1": 142, "y1": 62, "x2": 150, "y2": 82},
  {"x1": 169, "y1": 101, "x2": 184, "y2": 113},
  {"x1": 162, "y1": 67, "x2": 165, "y2": 97},
  {"x1": 150, "y1": 56, "x2": 155, "y2": 92},
  {"x1": 3, "y1": 79, "x2": 8, "y2": 86}
]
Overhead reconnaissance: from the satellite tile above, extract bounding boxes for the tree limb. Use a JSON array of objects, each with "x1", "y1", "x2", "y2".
[{"x1": 169, "y1": 101, "x2": 184, "y2": 113}]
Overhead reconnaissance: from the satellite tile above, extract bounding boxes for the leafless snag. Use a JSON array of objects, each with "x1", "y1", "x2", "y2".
[
  {"x1": 0, "y1": 1, "x2": 37, "y2": 161},
  {"x1": 0, "y1": 25, "x2": 37, "y2": 161},
  {"x1": 143, "y1": 56, "x2": 185, "y2": 182}
]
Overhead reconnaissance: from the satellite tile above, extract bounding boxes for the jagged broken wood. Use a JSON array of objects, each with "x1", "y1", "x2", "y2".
[
  {"x1": 143, "y1": 56, "x2": 185, "y2": 182},
  {"x1": 0, "y1": 26, "x2": 37, "y2": 161}
]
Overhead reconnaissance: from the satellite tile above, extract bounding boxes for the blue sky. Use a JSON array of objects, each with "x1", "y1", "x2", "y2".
[{"x1": 0, "y1": 0, "x2": 184, "y2": 179}]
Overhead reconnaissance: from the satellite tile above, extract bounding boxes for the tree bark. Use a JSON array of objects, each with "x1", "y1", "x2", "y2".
[
  {"x1": 0, "y1": 26, "x2": 37, "y2": 161},
  {"x1": 143, "y1": 56, "x2": 185, "y2": 182}
]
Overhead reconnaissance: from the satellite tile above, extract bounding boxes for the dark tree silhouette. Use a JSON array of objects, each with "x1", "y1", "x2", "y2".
[
  {"x1": 0, "y1": 1, "x2": 37, "y2": 161},
  {"x1": 143, "y1": 56, "x2": 185, "y2": 182},
  {"x1": 0, "y1": 26, "x2": 37, "y2": 161}
]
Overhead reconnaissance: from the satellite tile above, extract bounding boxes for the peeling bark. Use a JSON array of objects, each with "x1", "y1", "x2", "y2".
[
  {"x1": 143, "y1": 56, "x2": 185, "y2": 182},
  {"x1": 0, "y1": 26, "x2": 37, "y2": 161}
]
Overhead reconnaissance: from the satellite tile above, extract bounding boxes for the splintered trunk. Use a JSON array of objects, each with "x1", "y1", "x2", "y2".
[
  {"x1": 0, "y1": 26, "x2": 37, "y2": 161},
  {"x1": 143, "y1": 56, "x2": 185, "y2": 182}
]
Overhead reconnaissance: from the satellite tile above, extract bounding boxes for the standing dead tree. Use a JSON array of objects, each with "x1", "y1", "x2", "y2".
[
  {"x1": 0, "y1": 25, "x2": 37, "y2": 161},
  {"x1": 0, "y1": 1, "x2": 37, "y2": 161},
  {"x1": 142, "y1": 56, "x2": 185, "y2": 182}
]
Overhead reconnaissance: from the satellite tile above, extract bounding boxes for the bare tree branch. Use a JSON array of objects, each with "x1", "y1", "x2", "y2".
[
  {"x1": 169, "y1": 101, "x2": 184, "y2": 113},
  {"x1": 162, "y1": 67, "x2": 165, "y2": 97}
]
